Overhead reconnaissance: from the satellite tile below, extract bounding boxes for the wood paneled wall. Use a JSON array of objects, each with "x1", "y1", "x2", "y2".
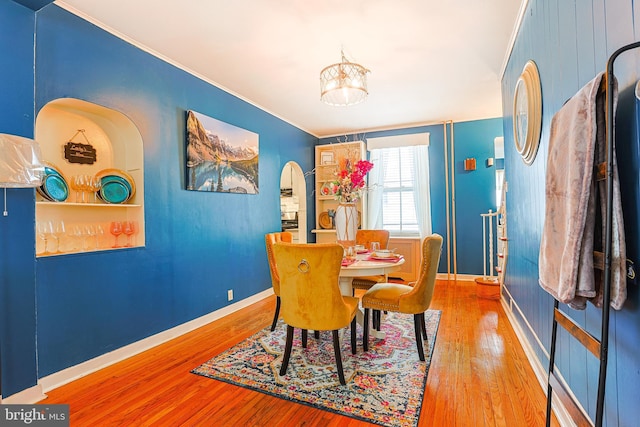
[{"x1": 501, "y1": 1, "x2": 640, "y2": 425}]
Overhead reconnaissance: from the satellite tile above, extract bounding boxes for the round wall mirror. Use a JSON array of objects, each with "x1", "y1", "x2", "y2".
[{"x1": 512, "y1": 60, "x2": 542, "y2": 165}]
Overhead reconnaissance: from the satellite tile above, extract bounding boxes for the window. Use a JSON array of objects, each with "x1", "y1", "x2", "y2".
[
  {"x1": 379, "y1": 146, "x2": 419, "y2": 233},
  {"x1": 367, "y1": 133, "x2": 431, "y2": 238}
]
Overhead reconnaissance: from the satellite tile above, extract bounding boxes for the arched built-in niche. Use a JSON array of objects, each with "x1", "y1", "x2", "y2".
[
  {"x1": 35, "y1": 98, "x2": 145, "y2": 255},
  {"x1": 279, "y1": 161, "x2": 307, "y2": 243}
]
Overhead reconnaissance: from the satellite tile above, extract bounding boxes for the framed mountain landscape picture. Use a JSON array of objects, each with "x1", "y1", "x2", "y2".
[{"x1": 186, "y1": 110, "x2": 259, "y2": 194}]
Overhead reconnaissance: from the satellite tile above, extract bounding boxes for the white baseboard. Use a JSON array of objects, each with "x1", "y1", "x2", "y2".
[
  {"x1": 36, "y1": 289, "x2": 273, "y2": 398},
  {"x1": 1, "y1": 384, "x2": 46, "y2": 405},
  {"x1": 500, "y1": 288, "x2": 576, "y2": 427}
]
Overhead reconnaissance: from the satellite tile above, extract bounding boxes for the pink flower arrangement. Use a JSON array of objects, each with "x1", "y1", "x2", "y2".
[{"x1": 332, "y1": 158, "x2": 374, "y2": 203}]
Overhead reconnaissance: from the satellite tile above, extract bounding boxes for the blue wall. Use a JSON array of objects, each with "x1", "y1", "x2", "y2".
[
  {"x1": 33, "y1": 5, "x2": 320, "y2": 377},
  {"x1": 451, "y1": 119, "x2": 503, "y2": 275},
  {"x1": 0, "y1": 0, "x2": 39, "y2": 399},
  {"x1": 1, "y1": 2, "x2": 317, "y2": 396},
  {"x1": 320, "y1": 118, "x2": 503, "y2": 275},
  {"x1": 502, "y1": 1, "x2": 640, "y2": 425}
]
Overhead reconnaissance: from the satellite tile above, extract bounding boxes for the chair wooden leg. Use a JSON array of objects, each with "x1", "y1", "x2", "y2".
[
  {"x1": 363, "y1": 308, "x2": 370, "y2": 352},
  {"x1": 270, "y1": 296, "x2": 281, "y2": 331},
  {"x1": 350, "y1": 317, "x2": 357, "y2": 354},
  {"x1": 280, "y1": 325, "x2": 294, "y2": 376},
  {"x1": 302, "y1": 329, "x2": 308, "y2": 348},
  {"x1": 421, "y1": 312, "x2": 428, "y2": 340},
  {"x1": 414, "y1": 313, "x2": 425, "y2": 361},
  {"x1": 374, "y1": 310, "x2": 381, "y2": 331},
  {"x1": 314, "y1": 330, "x2": 320, "y2": 339},
  {"x1": 332, "y1": 329, "x2": 346, "y2": 385}
]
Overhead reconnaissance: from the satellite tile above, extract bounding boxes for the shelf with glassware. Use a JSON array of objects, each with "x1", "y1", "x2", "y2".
[
  {"x1": 34, "y1": 98, "x2": 145, "y2": 257},
  {"x1": 313, "y1": 141, "x2": 366, "y2": 244}
]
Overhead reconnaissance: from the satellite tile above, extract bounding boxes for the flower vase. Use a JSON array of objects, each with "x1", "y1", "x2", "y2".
[{"x1": 335, "y1": 203, "x2": 358, "y2": 248}]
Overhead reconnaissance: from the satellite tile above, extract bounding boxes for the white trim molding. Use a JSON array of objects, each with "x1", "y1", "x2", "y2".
[
  {"x1": 500, "y1": 286, "x2": 576, "y2": 427},
  {"x1": 1, "y1": 384, "x2": 46, "y2": 405}
]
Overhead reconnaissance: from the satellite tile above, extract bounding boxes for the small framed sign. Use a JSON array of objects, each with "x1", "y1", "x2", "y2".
[
  {"x1": 321, "y1": 151, "x2": 334, "y2": 165},
  {"x1": 64, "y1": 141, "x2": 97, "y2": 165}
]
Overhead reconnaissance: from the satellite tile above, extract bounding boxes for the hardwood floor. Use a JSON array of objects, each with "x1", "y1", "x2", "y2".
[{"x1": 42, "y1": 280, "x2": 558, "y2": 426}]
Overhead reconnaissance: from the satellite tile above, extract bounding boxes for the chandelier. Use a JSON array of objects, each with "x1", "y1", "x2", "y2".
[{"x1": 320, "y1": 50, "x2": 369, "y2": 106}]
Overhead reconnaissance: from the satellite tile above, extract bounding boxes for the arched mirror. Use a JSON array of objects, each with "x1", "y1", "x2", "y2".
[{"x1": 279, "y1": 161, "x2": 307, "y2": 243}]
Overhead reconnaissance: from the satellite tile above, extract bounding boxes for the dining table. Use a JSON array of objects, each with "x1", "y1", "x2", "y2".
[{"x1": 339, "y1": 252, "x2": 405, "y2": 339}]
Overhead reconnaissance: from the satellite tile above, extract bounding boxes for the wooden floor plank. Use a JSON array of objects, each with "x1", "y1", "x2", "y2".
[{"x1": 41, "y1": 279, "x2": 558, "y2": 426}]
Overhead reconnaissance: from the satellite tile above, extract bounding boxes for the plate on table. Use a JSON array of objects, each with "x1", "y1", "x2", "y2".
[
  {"x1": 370, "y1": 253, "x2": 401, "y2": 261},
  {"x1": 319, "y1": 211, "x2": 332, "y2": 229}
]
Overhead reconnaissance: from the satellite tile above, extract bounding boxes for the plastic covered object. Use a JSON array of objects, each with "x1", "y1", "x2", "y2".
[{"x1": 0, "y1": 133, "x2": 45, "y2": 188}]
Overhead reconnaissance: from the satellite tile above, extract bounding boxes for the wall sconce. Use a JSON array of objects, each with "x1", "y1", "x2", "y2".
[
  {"x1": 464, "y1": 158, "x2": 476, "y2": 171},
  {"x1": 0, "y1": 133, "x2": 45, "y2": 215}
]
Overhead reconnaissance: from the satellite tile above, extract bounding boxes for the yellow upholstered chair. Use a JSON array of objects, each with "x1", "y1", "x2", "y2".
[
  {"x1": 351, "y1": 229, "x2": 391, "y2": 292},
  {"x1": 362, "y1": 233, "x2": 443, "y2": 361},
  {"x1": 265, "y1": 231, "x2": 293, "y2": 331},
  {"x1": 273, "y1": 242, "x2": 359, "y2": 385}
]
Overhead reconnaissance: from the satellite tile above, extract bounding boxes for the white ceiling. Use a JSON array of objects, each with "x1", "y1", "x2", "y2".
[{"x1": 55, "y1": 0, "x2": 523, "y2": 138}]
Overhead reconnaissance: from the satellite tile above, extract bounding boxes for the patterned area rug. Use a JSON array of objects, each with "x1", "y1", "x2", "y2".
[{"x1": 192, "y1": 310, "x2": 441, "y2": 427}]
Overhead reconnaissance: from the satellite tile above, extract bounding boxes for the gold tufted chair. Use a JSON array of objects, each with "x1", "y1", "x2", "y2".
[
  {"x1": 362, "y1": 233, "x2": 443, "y2": 361},
  {"x1": 273, "y1": 242, "x2": 359, "y2": 385},
  {"x1": 350, "y1": 229, "x2": 391, "y2": 292},
  {"x1": 265, "y1": 231, "x2": 293, "y2": 331}
]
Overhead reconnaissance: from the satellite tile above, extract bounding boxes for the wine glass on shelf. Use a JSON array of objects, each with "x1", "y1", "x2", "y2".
[
  {"x1": 96, "y1": 223, "x2": 105, "y2": 249},
  {"x1": 82, "y1": 175, "x2": 92, "y2": 203},
  {"x1": 123, "y1": 221, "x2": 134, "y2": 247},
  {"x1": 53, "y1": 220, "x2": 66, "y2": 253},
  {"x1": 44, "y1": 221, "x2": 57, "y2": 254},
  {"x1": 70, "y1": 225, "x2": 81, "y2": 252},
  {"x1": 110, "y1": 221, "x2": 123, "y2": 248},
  {"x1": 90, "y1": 175, "x2": 102, "y2": 203},
  {"x1": 130, "y1": 220, "x2": 139, "y2": 246},
  {"x1": 85, "y1": 224, "x2": 97, "y2": 250},
  {"x1": 75, "y1": 175, "x2": 86, "y2": 203},
  {"x1": 36, "y1": 222, "x2": 47, "y2": 255},
  {"x1": 69, "y1": 176, "x2": 79, "y2": 203}
]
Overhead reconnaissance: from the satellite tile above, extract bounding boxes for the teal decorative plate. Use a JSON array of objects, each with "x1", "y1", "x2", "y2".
[
  {"x1": 96, "y1": 168, "x2": 136, "y2": 202},
  {"x1": 43, "y1": 174, "x2": 69, "y2": 202},
  {"x1": 38, "y1": 162, "x2": 68, "y2": 202},
  {"x1": 44, "y1": 166, "x2": 61, "y2": 177},
  {"x1": 100, "y1": 180, "x2": 130, "y2": 204},
  {"x1": 101, "y1": 175, "x2": 132, "y2": 194}
]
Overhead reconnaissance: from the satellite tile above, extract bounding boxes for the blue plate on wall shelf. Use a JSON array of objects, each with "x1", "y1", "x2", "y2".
[
  {"x1": 43, "y1": 174, "x2": 69, "y2": 202},
  {"x1": 101, "y1": 175, "x2": 132, "y2": 193},
  {"x1": 99, "y1": 180, "x2": 130, "y2": 204},
  {"x1": 38, "y1": 162, "x2": 69, "y2": 202},
  {"x1": 96, "y1": 168, "x2": 136, "y2": 203}
]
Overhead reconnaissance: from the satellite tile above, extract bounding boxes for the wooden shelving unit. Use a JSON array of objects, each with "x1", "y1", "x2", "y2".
[{"x1": 313, "y1": 141, "x2": 366, "y2": 243}]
